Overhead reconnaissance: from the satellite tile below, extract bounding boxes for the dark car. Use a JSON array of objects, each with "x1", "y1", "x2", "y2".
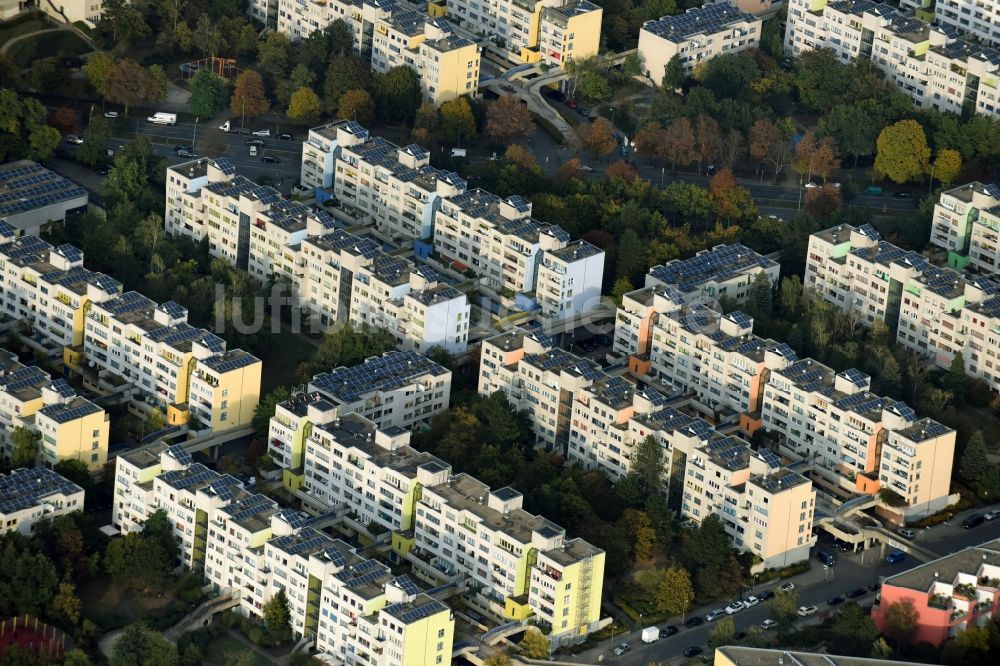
[
  {"x1": 174, "y1": 146, "x2": 196, "y2": 157},
  {"x1": 963, "y1": 514, "x2": 985, "y2": 529},
  {"x1": 565, "y1": 98, "x2": 578, "y2": 109},
  {"x1": 545, "y1": 89, "x2": 567, "y2": 102},
  {"x1": 262, "y1": 155, "x2": 281, "y2": 164},
  {"x1": 98, "y1": 166, "x2": 111, "y2": 176},
  {"x1": 245, "y1": 138, "x2": 265, "y2": 146},
  {"x1": 869, "y1": 582, "x2": 881, "y2": 592},
  {"x1": 758, "y1": 590, "x2": 775, "y2": 601},
  {"x1": 594, "y1": 334, "x2": 612, "y2": 346},
  {"x1": 845, "y1": 588, "x2": 867, "y2": 599},
  {"x1": 827, "y1": 595, "x2": 845, "y2": 606},
  {"x1": 684, "y1": 616, "x2": 704, "y2": 628},
  {"x1": 659, "y1": 626, "x2": 679, "y2": 638},
  {"x1": 893, "y1": 191, "x2": 913, "y2": 198},
  {"x1": 733, "y1": 631, "x2": 747, "y2": 640},
  {"x1": 683, "y1": 646, "x2": 704, "y2": 658},
  {"x1": 277, "y1": 132, "x2": 294, "y2": 141},
  {"x1": 885, "y1": 551, "x2": 906, "y2": 564},
  {"x1": 833, "y1": 539, "x2": 852, "y2": 552}
]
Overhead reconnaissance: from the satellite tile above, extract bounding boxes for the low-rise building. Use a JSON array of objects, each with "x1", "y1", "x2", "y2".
[
  {"x1": 716, "y1": 646, "x2": 939, "y2": 666},
  {"x1": 0, "y1": 467, "x2": 84, "y2": 534},
  {"x1": 639, "y1": 5, "x2": 761, "y2": 82},
  {"x1": 873, "y1": 538, "x2": 1000, "y2": 646},
  {"x1": 0, "y1": 161, "x2": 89, "y2": 236}
]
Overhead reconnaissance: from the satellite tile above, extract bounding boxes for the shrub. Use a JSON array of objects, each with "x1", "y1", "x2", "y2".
[
  {"x1": 248, "y1": 626, "x2": 264, "y2": 645},
  {"x1": 221, "y1": 611, "x2": 241, "y2": 628},
  {"x1": 756, "y1": 560, "x2": 811, "y2": 584}
]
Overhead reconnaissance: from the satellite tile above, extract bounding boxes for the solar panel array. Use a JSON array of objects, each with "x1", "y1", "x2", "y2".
[
  {"x1": 278, "y1": 507, "x2": 307, "y2": 529},
  {"x1": 166, "y1": 444, "x2": 193, "y2": 466},
  {"x1": 312, "y1": 350, "x2": 447, "y2": 403},
  {"x1": 0, "y1": 220, "x2": 15, "y2": 238},
  {"x1": 2, "y1": 234, "x2": 51, "y2": 264},
  {"x1": 0, "y1": 366, "x2": 49, "y2": 395},
  {"x1": 158, "y1": 301, "x2": 188, "y2": 320},
  {"x1": 887, "y1": 400, "x2": 917, "y2": 422},
  {"x1": 339, "y1": 558, "x2": 389, "y2": 588},
  {"x1": 102, "y1": 291, "x2": 156, "y2": 316},
  {"x1": 272, "y1": 527, "x2": 336, "y2": 557},
  {"x1": 40, "y1": 398, "x2": 100, "y2": 424},
  {"x1": 212, "y1": 158, "x2": 236, "y2": 176},
  {"x1": 838, "y1": 368, "x2": 869, "y2": 389},
  {"x1": 725, "y1": 311, "x2": 754, "y2": 330},
  {"x1": 755, "y1": 448, "x2": 782, "y2": 470},
  {"x1": 393, "y1": 574, "x2": 421, "y2": 596},
  {"x1": 322, "y1": 545, "x2": 348, "y2": 568},
  {"x1": 0, "y1": 162, "x2": 88, "y2": 217},
  {"x1": 706, "y1": 435, "x2": 749, "y2": 471},
  {"x1": 159, "y1": 464, "x2": 220, "y2": 492},
  {"x1": 754, "y1": 470, "x2": 808, "y2": 492},
  {"x1": 49, "y1": 378, "x2": 75, "y2": 399},
  {"x1": 855, "y1": 223, "x2": 881, "y2": 241},
  {"x1": 0, "y1": 467, "x2": 82, "y2": 515},
  {"x1": 198, "y1": 333, "x2": 226, "y2": 354},
  {"x1": 394, "y1": 599, "x2": 447, "y2": 624},
  {"x1": 643, "y1": 4, "x2": 757, "y2": 43},
  {"x1": 649, "y1": 244, "x2": 774, "y2": 294},
  {"x1": 204, "y1": 352, "x2": 259, "y2": 373},
  {"x1": 918, "y1": 265, "x2": 963, "y2": 297},
  {"x1": 223, "y1": 492, "x2": 277, "y2": 524},
  {"x1": 53, "y1": 244, "x2": 84, "y2": 264}
]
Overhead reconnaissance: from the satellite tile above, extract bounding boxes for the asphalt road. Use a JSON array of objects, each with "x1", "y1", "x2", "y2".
[
  {"x1": 107, "y1": 117, "x2": 304, "y2": 190},
  {"x1": 582, "y1": 508, "x2": 1000, "y2": 665}
]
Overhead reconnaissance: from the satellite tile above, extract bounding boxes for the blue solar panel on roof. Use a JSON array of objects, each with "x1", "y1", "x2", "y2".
[
  {"x1": 393, "y1": 575, "x2": 420, "y2": 596},
  {"x1": 212, "y1": 158, "x2": 236, "y2": 176},
  {"x1": 726, "y1": 311, "x2": 753, "y2": 329},
  {"x1": 49, "y1": 378, "x2": 75, "y2": 398},
  {"x1": 166, "y1": 444, "x2": 193, "y2": 466},
  {"x1": 838, "y1": 368, "x2": 869, "y2": 388},
  {"x1": 53, "y1": 244, "x2": 83, "y2": 263},
  {"x1": 159, "y1": 301, "x2": 188, "y2": 320}
]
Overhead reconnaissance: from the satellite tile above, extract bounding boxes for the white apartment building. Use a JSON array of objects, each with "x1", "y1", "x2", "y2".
[
  {"x1": 443, "y1": 0, "x2": 603, "y2": 69},
  {"x1": 784, "y1": 0, "x2": 1000, "y2": 119},
  {"x1": 268, "y1": 351, "x2": 451, "y2": 473},
  {"x1": 274, "y1": 0, "x2": 480, "y2": 105},
  {"x1": 112, "y1": 442, "x2": 456, "y2": 664},
  {"x1": 646, "y1": 243, "x2": 780, "y2": 306},
  {"x1": 930, "y1": 182, "x2": 1000, "y2": 273},
  {"x1": 639, "y1": 5, "x2": 762, "y2": 82},
  {"x1": 166, "y1": 156, "x2": 472, "y2": 354},
  {"x1": 0, "y1": 467, "x2": 84, "y2": 535},
  {"x1": 901, "y1": 0, "x2": 1000, "y2": 47}
]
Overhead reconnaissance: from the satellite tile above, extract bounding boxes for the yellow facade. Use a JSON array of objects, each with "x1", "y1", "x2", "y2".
[
  {"x1": 391, "y1": 531, "x2": 416, "y2": 557},
  {"x1": 429, "y1": 43, "x2": 481, "y2": 104},
  {"x1": 397, "y1": 605, "x2": 454, "y2": 666},
  {"x1": 48, "y1": 408, "x2": 109, "y2": 471},
  {"x1": 282, "y1": 468, "x2": 305, "y2": 493},
  {"x1": 278, "y1": 415, "x2": 311, "y2": 493},
  {"x1": 504, "y1": 595, "x2": 533, "y2": 621},
  {"x1": 201, "y1": 359, "x2": 262, "y2": 431},
  {"x1": 552, "y1": 552, "x2": 604, "y2": 635},
  {"x1": 562, "y1": 10, "x2": 602, "y2": 64},
  {"x1": 427, "y1": 0, "x2": 447, "y2": 16}
]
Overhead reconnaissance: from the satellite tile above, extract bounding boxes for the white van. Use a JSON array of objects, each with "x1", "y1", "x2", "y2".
[
  {"x1": 219, "y1": 121, "x2": 231, "y2": 132},
  {"x1": 450, "y1": 148, "x2": 467, "y2": 158},
  {"x1": 147, "y1": 112, "x2": 177, "y2": 125},
  {"x1": 249, "y1": 145, "x2": 258, "y2": 157}
]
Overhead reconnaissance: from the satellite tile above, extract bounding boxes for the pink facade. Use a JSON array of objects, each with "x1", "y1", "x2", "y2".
[{"x1": 873, "y1": 581, "x2": 1000, "y2": 647}]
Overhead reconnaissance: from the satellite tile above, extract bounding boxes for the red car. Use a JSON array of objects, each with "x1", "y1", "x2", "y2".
[{"x1": 565, "y1": 98, "x2": 578, "y2": 109}]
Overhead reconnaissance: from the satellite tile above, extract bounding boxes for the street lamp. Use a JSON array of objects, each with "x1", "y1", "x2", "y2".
[
  {"x1": 660, "y1": 166, "x2": 665, "y2": 189},
  {"x1": 192, "y1": 117, "x2": 199, "y2": 150}
]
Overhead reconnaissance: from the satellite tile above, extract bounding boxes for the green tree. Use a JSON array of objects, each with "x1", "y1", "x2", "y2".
[
  {"x1": 518, "y1": 628, "x2": 550, "y2": 659},
  {"x1": 793, "y1": 49, "x2": 855, "y2": 112},
  {"x1": 616, "y1": 228, "x2": 645, "y2": 286},
  {"x1": 484, "y1": 653, "x2": 512, "y2": 666},
  {"x1": 821, "y1": 103, "x2": 881, "y2": 167},
  {"x1": 875, "y1": 120, "x2": 931, "y2": 184},
  {"x1": 373, "y1": 66, "x2": 422, "y2": 123},
  {"x1": 262, "y1": 589, "x2": 292, "y2": 644},
  {"x1": 63, "y1": 650, "x2": 93, "y2": 666},
  {"x1": 189, "y1": 70, "x2": 229, "y2": 118},
  {"x1": 191, "y1": 13, "x2": 223, "y2": 57},
  {"x1": 287, "y1": 87, "x2": 321, "y2": 125},
  {"x1": 708, "y1": 616, "x2": 736, "y2": 648},
  {"x1": 961, "y1": 431, "x2": 989, "y2": 488},
  {"x1": 111, "y1": 623, "x2": 179, "y2": 666},
  {"x1": 146, "y1": 65, "x2": 169, "y2": 103},
  {"x1": 882, "y1": 599, "x2": 919, "y2": 647},
  {"x1": 611, "y1": 276, "x2": 633, "y2": 305},
  {"x1": 84, "y1": 53, "x2": 116, "y2": 94},
  {"x1": 224, "y1": 651, "x2": 256, "y2": 666},
  {"x1": 577, "y1": 72, "x2": 612, "y2": 104},
  {"x1": 766, "y1": 589, "x2": 798, "y2": 629},
  {"x1": 749, "y1": 271, "x2": 774, "y2": 317},
  {"x1": 642, "y1": 566, "x2": 693, "y2": 616},
  {"x1": 662, "y1": 54, "x2": 686, "y2": 90},
  {"x1": 933, "y1": 148, "x2": 962, "y2": 186},
  {"x1": 28, "y1": 58, "x2": 67, "y2": 94},
  {"x1": 231, "y1": 70, "x2": 270, "y2": 118},
  {"x1": 50, "y1": 581, "x2": 83, "y2": 626},
  {"x1": 252, "y1": 386, "x2": 292, "y2": 434},
  {"x1": 53, "y1": 459, "x2": 92, "y2": 488},
  {"x1": 580, "y1": 117, "x2": 617, "y2": 157},
  {"x1": 829, "y1": 603, "x2": 879, "y2": 656},
  {"x1": 257, "y1": 31, "x2": 293, "y2": 84},
  {"x1": 438, "y1": 97, "x2": 477, "y2": 143},
  {"x1": 28, "y1": 125, "x2": 60, "y2": 161},
  {"x1": 102, "y1": 59, "x2": 153, "y2": 114},
  {"x1": 77, "y1": 116, "x2": 112, "y2": 166},
  {"x1": 870, "y1": 637, "x2": 892, "y2": 659},
  {"x1": 100, "y1": 0, "x2": 151, "y2": 43},
  {"x1": 942, "y1": 625, "x2": 990, "y2": 665},
  {"x1": 324, "y1": 55, "x2": 371, "y2": 112},
  {"x1": 630, "y1": 435, "x2": 664, "y2": 495},
  {"x1": 305, "y1": 323, "x2": 397, "y2": 377},
  {"x1": 10, "y1": 427, "x2": 40, "y2": 468},
  {"x1": 337, "y1": 89, "x2": 375, "y2": 125},
  {"x1": 484, "y1": 95, "x2": 535, "y2": 144}
]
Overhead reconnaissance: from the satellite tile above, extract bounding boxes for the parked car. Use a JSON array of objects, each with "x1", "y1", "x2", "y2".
[
  {"x1": 816, "y1": 550, "x2": 837, "y2": 566},
  {"x1": 758, "y1": 590, "x2": 775, "y2": 601},
  {"x1": 846, "y1": 588, "x2": 867, "y2": 599},
  {"x1": 612, "y1": 643, "x2": 630, "y2": 656},
  {"x1": 245, "y1": 139, "x2": 265, "y2": 146},
  {"x1": 725, "y1": 601, "x2": 745, "y2": 615},
  {"x1": 797, "y1": 605, "x2": 818, "y2": 617},
  {"x1": 659, "y1": 626, "x2": 679, "y2": 638},
  {"x1": 64, "y1": 135, "x2": 84, "y2": 145},
  {"x1": 545, "y1": 89, "x2": 567, "y2": 102},
  {"x1": 804, "y1": 181, "x2": 820, "y2": 189},
  {"x1": 580, "y1": 165, "x2": 595, "y2": 173},
  {"x1": 705, "y1": 609, "x2": 726, "y2": 622},
  {"x1": 898, "y1": 528, "x2": 916, "y2": 539},
  {"x1": 252, "y1": 129, "x2": 271, "y2": 137},
  {"x1": 175, "y1": 147, "x2": 196, "y2": 157},
  {"x1": 97, "y1": 166, "x2": 111, "y2": 176},
  {"x1": 706, "y1": 164, "x2": 717, "y2": 175},
  {"x1": 893, "y1": 191, "x2": 912, "y2": 198},
  {"x1": 885, "y1": 550, "x2": 906, "y2": 564},
  {"x1": 827, "y1": 595, "x2": 845, "y2": 606},
  {"x1": 262, "y1": 155, "x2": 281, "y2": 164},
  {"x1": 985, "y1": 510, "x2": 1000, "y2": 521},
  {"x1": 963, "y1": 514, "x2": 985, "y2": 529},
  {"x1": 684, "y1": 616, "x2": 704, "y2": 628},
  {"x1": 833, "y1": 539, "x2": 852, "y2": 552},
  {"x1": 778, "y1": 582, "x2": 795, "y2": 593},
  {"x1": 565, "y1": 98, "x2": 578, "y2": 109},
  {"x1": 744, "y1": 595, "x2": 760, "y2": 608},
  {"x1": 277, "y1": 132, "x2": 293, "y2": 141},
  {"x1": 104, "y1": 111, "x2": 119, "y2": 119},
  {"x1": 682, "y1": 646, "x2": 704, "y2": 658},
  {"x1": 734, "y1": 631, "x2": 747, "y2": 640},
  {"x1": 760, "y1": 619, "x2": 778, "y2": 630}
]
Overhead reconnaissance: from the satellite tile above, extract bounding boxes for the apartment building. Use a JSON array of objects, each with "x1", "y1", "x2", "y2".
[
  {"x1": 0, "y1": 161, "x2": 88, "y2": 236},
  {"x1": 305, "y1": 121, "x2": 467, "y2": 241},
  {"x1": 480, "y1": 326, "x2": 817, "y2": 568},
  {"x1": 112, "y1": 442, "x2": 457, "y2": 663},
  {"x1": 873, "y1": 538, "x2": 1000, "y2": 646},
  {"x1": 274, "y1": 0, "x2": 480, "y2": 104},
  {"x1": 268, "y1": 351, "x2": 451, "y2": 478},
  {"x1": 0, "y1": 467, "x2": 84, "y2": 535},
  {"x1": 638, "y1": 5, "x2": 761, "y2": 82},
  {"x1": 901, "y1": 0, "x2": 1000, "y2": 47},
  {"x1": 434, "y1": 189, "x2": 605, "y2": 318},
  {"x1": 166, "y1": 156, "x2": 471, "y2": 354},
  {"x1": 930, "y1": 182, "x2": 1000, "y2": 272},
  {"x1": 784, "y1": 0, "x2": 1000, "y2": 119},
  {"x1": 646, "y1": 243, "x2": 780, "y2": 306},
  {"x1": 0, "y1": 351, "x2": 108, "y2": 471},
  {"x1": 717, "y1": 646, "x2": 940, "y2": 666}
]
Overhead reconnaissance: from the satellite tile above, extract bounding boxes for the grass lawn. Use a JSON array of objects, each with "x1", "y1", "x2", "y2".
[
  {"x1": 0, "y1": 14, "x2": 51, "y2": 47},
  {"x1": 8, "y1": 29, "x2": 91, "y2": 68},
  {"x1": 203, "y1": 634, "x2": 271, "y2": 666},
  {"x1": 257, "y1": 331, "x2": 317, "y2": 393}
]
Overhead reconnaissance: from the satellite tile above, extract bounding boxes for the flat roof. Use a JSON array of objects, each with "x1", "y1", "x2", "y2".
[
  {"x1": 642, "y1": 5, "x2": 758, "y2": 43},
  {"x1": 38, "y1": 396, "x2": 102, "y2": 424},
  {"x1": 310, "y1": 350, "x2": 449, "y2": 403},
  {"x1": 884, "y1": 539, "x2": 1000, "y2": 592},
  {"x1": 648, "y1": 244, "x2": 775, "y2": 293},
  {"x1": 0, "y1": 467, "x2": 83, "y2": 515},
  {"x1": 716, "y1": 646, "x2": 939, "y2": 666},
  {"x1": 0, "y1": 160, "x2": 88, "y2": 219}
]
